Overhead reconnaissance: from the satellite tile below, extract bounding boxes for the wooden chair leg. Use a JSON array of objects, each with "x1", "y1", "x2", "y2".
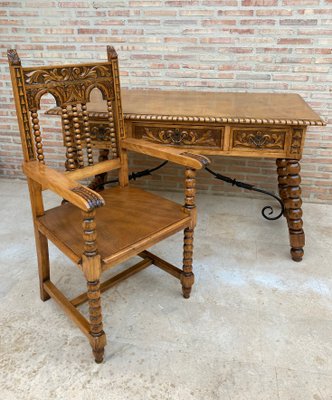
[
  {"x1": 181, "y1": 167, "x2": 196, "y2": 299},
  {"x1": 87, "y1": 279, "x2": 106, "y2": 363},
  {"x1": 35, "y1": 230, "x2": 50, "y2": 301},
  {"x1": 82, "y1": 210, "x2": 106, "y2": 363},
  {"x1": 181, "y1": 227, "x2": 195, "y2": 299},
  {"x1": 28, "y1": 178, "x2": 50, "y2": 301},
  {"x1": 285, "y1": 159, "x2": 305, "y2": 262}
]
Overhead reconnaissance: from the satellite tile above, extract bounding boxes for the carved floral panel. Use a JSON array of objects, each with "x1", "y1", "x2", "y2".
[
  {"x1": 232, "y1": 128, "x2": 286, "y2": 150},
  {"x1": 23, "y1": 64, "x2": 115, "y2": 109},
  {"x1": 134, "y1": 125, "x2": 222, "y2": 148}
]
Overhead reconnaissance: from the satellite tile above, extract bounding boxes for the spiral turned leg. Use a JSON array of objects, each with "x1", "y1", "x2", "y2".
[
  {"x1": 285, "y1": 159, "x2": 305, "y2": 262},
  {"x1": 276, "y1": 158, "x2": 289, "y2": 219},
  {"x1": 87, "y1": 279, "x2": 106, "y2": 363},
  {"x1": 181, "y1": 168, "x2": 196, "y2": 299},
  {"x1": 82, "y1": 210, "x2": 106, "y2": 363},
  {"x1": 181, "y1": 227, "x2": 195, "y2": 299}
]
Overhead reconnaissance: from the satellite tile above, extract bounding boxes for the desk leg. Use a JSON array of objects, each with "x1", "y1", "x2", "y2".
[
  {"x1": 277, "y1": 158, "x2": 305, "y2": 261},
  {"x1": 286, "y1": 159, "x2": 305, "y2": 262},
  {"x1": 276, "y1": 158, "x2": 289, "y2": 218}
]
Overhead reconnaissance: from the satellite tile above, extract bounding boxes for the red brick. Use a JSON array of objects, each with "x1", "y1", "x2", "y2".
[
  {"x1": 280, "y1": 19, "x2": 318, "y2": 25},
  {"x1": 78, "y1": 28, "x2": 108, "y2": 34},
  {"x1": 202, "y1": 19, "x2": 237, "y2": 26},
  {"x1": 58, "y1": 2, "x2": 89, "y2": 7},
  {"x1": 242, "y1": 0, "x2": 277, "y2": 4},
  {"x1": 165, "y1": 0, "x2": 199, "y2": 5},
  {"x1": 277, "y1": 38, "x2": 313, "y2": 45}
]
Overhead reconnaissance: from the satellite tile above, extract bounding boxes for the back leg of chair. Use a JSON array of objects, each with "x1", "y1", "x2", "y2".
[
  {"x1": 29, "y1": 179, "x2": 50, "y2": 301},
  {"x1": 35, "y1": 231, "x2": 50, "y2": 301}
]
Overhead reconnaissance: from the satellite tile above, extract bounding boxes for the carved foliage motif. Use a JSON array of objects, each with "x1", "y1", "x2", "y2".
[
  {"x1": 7, "y1": 49, "x2": 21, "y2": 66},
  {"x1": 140, "y1": 126, "x2": 220, "y2": 147},
  {"x1": 71, "y1": 186, "x2": 105, "y2": 209},
  {"x1": 290, "y1": 128, "x2": 303, "y2": 154},
  {"x1": 232, "y1": 129, "x2": 286, "y2": 150},
  {"x1": 23, "y1": 64, "x2": 114, "y2": 110}
]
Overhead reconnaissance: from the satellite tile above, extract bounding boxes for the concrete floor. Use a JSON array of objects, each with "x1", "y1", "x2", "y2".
[{"x1": 1, "y1": 178, "x2": 332, "y2": 400}]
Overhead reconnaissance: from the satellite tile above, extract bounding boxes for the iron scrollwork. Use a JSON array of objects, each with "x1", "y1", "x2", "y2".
[
  {"x1": 205, "y1": 166, "x2": 284, "y2": 220},
  {"x1": 93, "y1": 158, "x2": 284, "y2": 221}
]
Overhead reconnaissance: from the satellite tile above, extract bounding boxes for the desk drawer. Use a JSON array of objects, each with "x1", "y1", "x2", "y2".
[
  {"x1": 132, "y1": 123, "x2": 223, "y2": 149},
  {"x1": 230, "y1": 126, "x2": 288, "y2": 153}
]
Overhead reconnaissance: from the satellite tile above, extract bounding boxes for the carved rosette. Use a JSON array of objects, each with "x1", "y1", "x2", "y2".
[
  {"x1": 90, "y1": 124, "x2": 112, "y2": 142},
  {"x1": 23, "y1": 64, "x2": 115, "y2": 109},
  {"x1": 232, "y1": 129, "x2": 286, "y2": 150},
  {"x1": 136, "y1": 126, "x2": 220, "y2": 147}
]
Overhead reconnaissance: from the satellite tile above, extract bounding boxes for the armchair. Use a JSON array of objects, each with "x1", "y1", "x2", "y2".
[{"x1": 7, "y1": 47, "x2": 209, "y2": 363}]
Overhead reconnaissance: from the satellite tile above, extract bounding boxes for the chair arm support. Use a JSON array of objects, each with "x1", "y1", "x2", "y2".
[
  {"x1": 23, "y1": 161, "x2": 105, "y2": 212},
  {"x1": 121, "y1": 138, "x2": 210, "y2": 170}
]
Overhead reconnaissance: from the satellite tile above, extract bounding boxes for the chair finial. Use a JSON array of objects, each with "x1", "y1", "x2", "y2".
[
  {"x1": 7, "y1": 49, "x2": 21, "y2": 66},
  {"x1": 107, "y1": 46, "x2": 118, "y2": 61}
]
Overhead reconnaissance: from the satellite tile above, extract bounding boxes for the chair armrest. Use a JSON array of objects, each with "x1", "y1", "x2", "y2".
[
  {"x1": 23, "y1": 161, "x2": 105, "y2": 212},
  {"x1": 121, "y1": 138, "x2": 210, "y2": 170}
]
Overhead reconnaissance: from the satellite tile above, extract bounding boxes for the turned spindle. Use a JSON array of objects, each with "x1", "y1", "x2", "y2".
[
  {"x1": 71, "y1": 104, "x2": 84, "y2": 168},
  {"x1": 106, "y1": 100, "x2": 118, "y2": 159},
  {"x1": 181, "y1": 168, "x2": 196, "y2": 299},
  {"x1": 82, "y1": 103, "x2": 94, "y2": 166},
  {"x1": 61, "y1": 106, "x2": 76, "y2": 171},
  {"x1": 30, "y1": 110, "x2": 44, "y2": 163}
]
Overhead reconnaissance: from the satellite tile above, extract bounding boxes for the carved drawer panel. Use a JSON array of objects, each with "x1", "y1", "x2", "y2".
[
  {"x1": 132, "y1": 123, "x2": 223, "y2": 148},
  {"x1": 230, "y1": 127, "x2": 288, "y2": 152}
]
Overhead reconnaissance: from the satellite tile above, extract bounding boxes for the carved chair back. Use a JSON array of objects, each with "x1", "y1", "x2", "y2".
[{"x1": 7, "y1": 46, "x2": 125, "y2": 175}]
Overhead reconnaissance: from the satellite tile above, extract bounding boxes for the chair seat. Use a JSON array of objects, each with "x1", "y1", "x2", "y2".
[{"x1": 38, "y1": 186, "x2": 190, "y2": 266}]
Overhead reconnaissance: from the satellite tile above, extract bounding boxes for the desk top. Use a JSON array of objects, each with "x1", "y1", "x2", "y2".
[
  {"x1": 47, "y1": 88, "x2": 325, "y2": 126},
  {"x1": 121, "y1": 89, "x2": 324, "y2": 126}
]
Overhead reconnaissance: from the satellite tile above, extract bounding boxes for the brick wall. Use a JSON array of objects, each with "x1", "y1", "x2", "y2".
[{"x1": 1, "y1": 0, "x2": 331, "y2": 202}]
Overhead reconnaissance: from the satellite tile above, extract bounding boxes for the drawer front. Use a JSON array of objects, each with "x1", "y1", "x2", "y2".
[
  {"x1": 230, "y1": 126, "x2": 288, "y2": 152},
  {"x1": 132, "y1": 123, "x2": 223, "y2": 148}
]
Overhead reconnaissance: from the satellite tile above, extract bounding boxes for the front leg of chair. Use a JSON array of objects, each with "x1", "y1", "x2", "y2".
[
  {"x1": 86, "y1": 278, "x2": 106, "y2": 363},
  {"x1": 181, "y1": 168, "x2": 197, "y2": 299},
  {"x1": 82, "y1": 210, "x2": 106, "y2": 363}
]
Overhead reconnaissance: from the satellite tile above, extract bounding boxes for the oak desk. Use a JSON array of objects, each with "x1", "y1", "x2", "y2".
[{"x1": 48, "y1": 89, "x2": 325, "y2": 261}]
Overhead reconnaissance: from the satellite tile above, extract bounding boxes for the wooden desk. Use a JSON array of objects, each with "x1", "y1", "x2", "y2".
[{"x1": 47, "y1": 89, "x2": 325, "y2": 261}]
